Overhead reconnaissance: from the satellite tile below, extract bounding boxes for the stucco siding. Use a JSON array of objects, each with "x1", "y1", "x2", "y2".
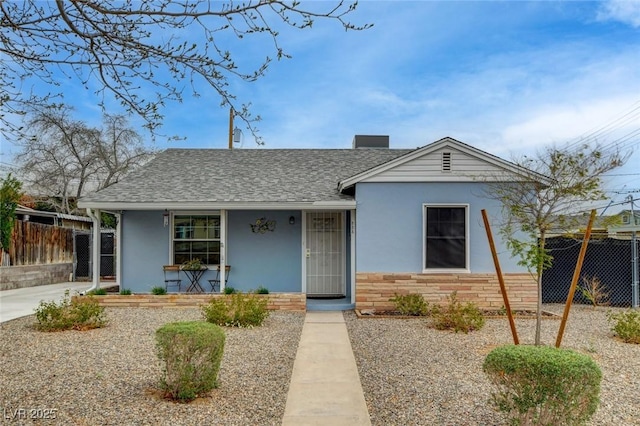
[
  {"x1": 121, "y1": 210, "x2": 303, "y2": 293},
  {"x1": 355, "y1": 182, "x2": 525, "y2": 273},
  {"x1": 121, "y1": 210, "x2": 171, "y2": 292},
  {"x1": 227, "y1": 210, "x2": 302, "y2": 292}
]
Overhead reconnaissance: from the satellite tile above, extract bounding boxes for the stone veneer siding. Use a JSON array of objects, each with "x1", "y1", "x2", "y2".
[
  {"x1": 356, "y1": 272, "x2": 537, "y2": 311},
  {"x1": 0, "y1": 263, "x2": 73, "y2": 290},
  {"x1": 74, "y1": 292, "x2": 306, "y2": 312}
]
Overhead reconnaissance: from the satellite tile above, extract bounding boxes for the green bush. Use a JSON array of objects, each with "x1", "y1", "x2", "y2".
[
  {"x1": 254, "y1": 286, "x2": 269, "y2": 294},
  {"x1": 431, "y1": 291, "x2": 485, "y2": 333},
  {"x1": 34, "y1": 290, "x2": 107, "y2": 331},
  {"x1": 202, "y1": 292, "x2": 269, "y2": 327},
  {"x1": 156, "y1": 321, "x2": 225, "y2": 402},
  {"x1": 151, "y1": 286, "x2": 167, "y2": 295},
  {"x1": 483, "y1": 345, "x2": 602, "y2": 426},
  {"x1": 223, "y1": 286, "x2": 237, "y2": 295},
  {"x1": 390, "y1": 293, "x2": 429, "y2": 316},
  {"x1": 120, "y1": 288, "x2": 132, "y2": 295},
  {"x1": 87, "y1": 288, "x2": 108, "y2": 295},
  {"x1": 607, "y1": 309, "x2": 640, "y2": 344}
]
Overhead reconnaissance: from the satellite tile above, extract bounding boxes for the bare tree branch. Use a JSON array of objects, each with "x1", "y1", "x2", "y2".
[{"x1": 1, "y1": 1, "x2": 371, "y2": 142}]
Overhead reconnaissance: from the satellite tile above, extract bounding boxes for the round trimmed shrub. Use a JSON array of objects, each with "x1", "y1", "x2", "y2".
[
  {"x1": 483, "y1": 344, "x2": 601, "y2": 426},
  {"x1": 156, "y1": 321, "x2": 225, "y2": 402}
]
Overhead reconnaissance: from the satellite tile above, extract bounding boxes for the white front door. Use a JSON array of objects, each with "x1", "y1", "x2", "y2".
[{"x1": 305, "y1": 212, "x2": 345, "y2": 297}]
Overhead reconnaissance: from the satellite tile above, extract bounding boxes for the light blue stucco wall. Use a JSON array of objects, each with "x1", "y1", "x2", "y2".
[
  {"x1": 120, "y1": 210, "x2": 302, "y2": 293},
  {"x1": 120, "y1": 210, "x2": 171, "y2": 292},
  {"x1": 355, "y1": 182, "x2": 524, "y2": 273},
  {"x1": 227, "y1": 210, "x2": 302, "y2": 292}
]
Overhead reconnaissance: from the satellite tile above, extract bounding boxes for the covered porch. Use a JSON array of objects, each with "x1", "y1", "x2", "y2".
[{"x1": 84, "y1": 207, "x2": 357, "y2": 310}]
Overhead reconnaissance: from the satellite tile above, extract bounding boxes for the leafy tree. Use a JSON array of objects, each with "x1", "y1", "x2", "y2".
[
  {"x1": 486, "y1": 144, "x2": 627, "y2": 345},
  {"x1": 15, "y1": 104, "x2": 153, "y2": 214},
  {"x1": 1, "y1": 1, "x2": 370, "y2": 141},
  {"x1": 0, "y1": 174, "x2": 23, "y2": 266}
]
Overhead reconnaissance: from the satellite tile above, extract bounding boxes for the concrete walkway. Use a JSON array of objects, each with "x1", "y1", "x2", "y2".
[
  {"x1": 282, "y1": 311, "x2": 371, "y2": 426},
  {"x1": 0, "y1": 282, "x2": 96, "y2": 323}
]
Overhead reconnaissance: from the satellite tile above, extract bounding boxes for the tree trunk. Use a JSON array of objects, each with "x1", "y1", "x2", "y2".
[{"x1": 535, "y1": 232, "x2": 547, "y2": 346}]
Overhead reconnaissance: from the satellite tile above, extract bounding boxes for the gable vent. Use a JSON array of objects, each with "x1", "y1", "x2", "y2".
[{"x1": 442, "y1": 152, "x2": 452, "y2": 171}]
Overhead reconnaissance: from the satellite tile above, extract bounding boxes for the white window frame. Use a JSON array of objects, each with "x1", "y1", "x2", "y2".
[
  {"x1": 422, "y1": 203, "x2": 470, "y2": 273},
  {"x1": 170, "y1": 211, "x2": 223, "y2": 266}
]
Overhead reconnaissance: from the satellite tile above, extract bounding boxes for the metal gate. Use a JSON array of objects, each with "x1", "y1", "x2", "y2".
[
  {"x1": 74, "y1": 231, "x2": 91, "y2": 279},
  {"x1": 73, "y1": 230, "x2": 116, "y2": 280}
]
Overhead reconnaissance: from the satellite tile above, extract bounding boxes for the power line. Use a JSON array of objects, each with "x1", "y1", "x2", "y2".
[{"x1": 563, "y1": 99, "x2": 640, "y2": 152}]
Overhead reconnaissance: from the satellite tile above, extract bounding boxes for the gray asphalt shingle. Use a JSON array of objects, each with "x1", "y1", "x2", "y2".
[{"x1": 80, "y1": 148, "x2": 414, "y2": 204}]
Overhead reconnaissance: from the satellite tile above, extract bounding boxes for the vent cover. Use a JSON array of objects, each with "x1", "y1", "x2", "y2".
[{"x1": 442, "y1": 152, "x2": 452, "y2": 171}]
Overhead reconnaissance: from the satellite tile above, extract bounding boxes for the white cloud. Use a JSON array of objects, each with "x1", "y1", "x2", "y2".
[{"x1": 597, "y1": 0, "x2": 640, "y2": 28}]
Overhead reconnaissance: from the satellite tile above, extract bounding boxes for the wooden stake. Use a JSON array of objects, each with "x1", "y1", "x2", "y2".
[
  {"x1": 481, "y1": 209, "x2": 519, "y2": 345},
  {"x1": 555, "y1": 209, "x2": 597, "y2": 348}
]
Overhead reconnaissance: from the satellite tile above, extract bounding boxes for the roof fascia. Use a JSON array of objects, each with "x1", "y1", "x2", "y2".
[{"x1": 77, "y1": 200, "x2": 356, "y2": 211}]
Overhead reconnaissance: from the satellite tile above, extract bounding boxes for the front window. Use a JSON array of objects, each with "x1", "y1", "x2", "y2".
[
  {"x1": 424, "y1": 205, "x2": 468, "y2": 270},
  {"x1": 173, "y1": 214, "x2": 220, "y2": 265}
]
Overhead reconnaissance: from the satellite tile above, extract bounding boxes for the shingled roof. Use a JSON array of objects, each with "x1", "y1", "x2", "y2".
[{"x1": 79, "y1": 148, "x2": 413, "y2": 209}]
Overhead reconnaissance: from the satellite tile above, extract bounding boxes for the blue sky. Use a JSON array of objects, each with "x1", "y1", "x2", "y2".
[{"x1": 2, "y1": 0, "x2": 640, "y2": 210}]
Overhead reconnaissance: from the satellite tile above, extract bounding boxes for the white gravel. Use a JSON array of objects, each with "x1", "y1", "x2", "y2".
[
  {"x1": 1, "y1": 304, "x2": 639, "y2": 425},
  {"x1": 345, "y1": 304, "x2": 640, "y2": 426}
]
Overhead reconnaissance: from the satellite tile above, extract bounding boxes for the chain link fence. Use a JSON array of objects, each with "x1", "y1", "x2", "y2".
[{"x1": 542, "y1": 236, "x2": 640, "y2": 307}]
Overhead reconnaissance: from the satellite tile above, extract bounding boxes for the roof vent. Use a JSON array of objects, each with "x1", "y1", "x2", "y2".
[
  {"x1": 442, "y1": 152, "x2": 452, "y2": 171},
  {"x1": 352, "y1": 135, "x2": 389, "y2": 149}
]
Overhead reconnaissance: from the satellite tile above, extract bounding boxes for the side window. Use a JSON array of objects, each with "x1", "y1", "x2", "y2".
[
  {"x1": 424, "y1": 205, "x2": 467, "y2": 270},
  {"x1": 173, "y1": 214, "x2": 220, "y2": 265}
]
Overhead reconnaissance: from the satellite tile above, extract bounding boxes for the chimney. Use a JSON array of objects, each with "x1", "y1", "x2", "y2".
[{"x1": 352, "y1": 135, "x2": 389, "y2": 149}]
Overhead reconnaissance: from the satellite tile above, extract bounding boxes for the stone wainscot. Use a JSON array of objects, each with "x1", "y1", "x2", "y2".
[
  {"x1": 74, "y1": 292, "x2": 306, "y2": 312},
  {"x1": 356, "y1": 272, "x2": 537, "y2": 311}
]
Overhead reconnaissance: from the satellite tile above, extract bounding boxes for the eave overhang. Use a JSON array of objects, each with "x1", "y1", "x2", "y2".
[{"x1": 77, "y1": 200, "x2": 357, "y2": 211}]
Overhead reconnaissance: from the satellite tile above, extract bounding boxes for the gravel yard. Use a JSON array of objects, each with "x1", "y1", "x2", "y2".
[
  {"x1": 1, "y1": 304, "x2": 639, "y2": 425},
  {"x1": 345, "y1": 304, "x2": 640, "y2": 426},
  {"x1": 0, "y1": 309, "x2": 304, "y2": 425}
]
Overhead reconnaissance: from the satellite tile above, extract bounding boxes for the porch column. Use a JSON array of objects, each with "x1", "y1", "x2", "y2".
[
  {"x1": 220, "y1": 209, "x2": 226, "y2": 291},
  {"x1": 350, "y1": 209, "x2": 356, "y2": 304}
]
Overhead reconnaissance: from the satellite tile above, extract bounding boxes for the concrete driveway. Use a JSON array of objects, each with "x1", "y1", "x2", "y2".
[{"x1": 0, "y1": 282, "x2": 97, "y2": 323}]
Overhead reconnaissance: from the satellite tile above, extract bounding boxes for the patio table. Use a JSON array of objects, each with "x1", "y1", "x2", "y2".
[{"x1": 181, "y1": 266, "x2": 207, "y2": 293}]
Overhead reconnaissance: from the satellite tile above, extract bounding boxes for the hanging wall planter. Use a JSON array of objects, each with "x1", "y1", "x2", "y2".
[{"x1": 250, "y1": 217, "x2": 276, "y2": 234}]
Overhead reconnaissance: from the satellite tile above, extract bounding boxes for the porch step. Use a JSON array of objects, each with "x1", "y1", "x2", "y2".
[{"x1": 306, "y1": 300, "x2": 355, "y2": 311}]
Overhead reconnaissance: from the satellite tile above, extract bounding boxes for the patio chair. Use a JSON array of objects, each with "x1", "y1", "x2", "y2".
[
  {"x1": 208, "y1": 265, "x2": 231, "y2": 292},
  {"x1": 163, "y1": 265, "x2": 182, "y2": 292}
]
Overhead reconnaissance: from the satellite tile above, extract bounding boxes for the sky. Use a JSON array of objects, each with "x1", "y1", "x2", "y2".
[{"x1": 2, "y1": 0, "x2": 639, "y2": 212}]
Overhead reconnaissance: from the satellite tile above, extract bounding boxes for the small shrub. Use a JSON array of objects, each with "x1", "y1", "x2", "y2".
[
  {"x1": 87, "y1": 287, "x2": 107, "y2": 295},
  {"x1": 431, "y1": 291, "x2": 485, "y2": 333},
  {"x1": 120, "y1": 288, "x2": 132, "y2": 295},
  {"x1": 390, "y1": 293, "x2": 429, "y2": 316},
  {"x1": 202, "y1": 292, "x2": 269, "y2": 327},
  {"x1": 151, "y1": 286, "x2": 167, "y2": 295},
  {"x1": 483, "y1": 345, "x2": 602, "y2": 426},
  {"x1": 579, "y1": 275, "x2": 609, "y2": 307},
  {"x1": 254, "y1": 286, "x2": 269, "y2": 294},
  {"x1": 156, "y1": 321, "x2": 225, "y2": 402},
  {"x1": 607, "y1": 309, "x2": 640, "y2": 344},
  {"x1": 223, "y1": 286, "x2": 237, "y2": 295},
  {"x1": 34, "y1": 291, "x2": 107, "y2": 331}
]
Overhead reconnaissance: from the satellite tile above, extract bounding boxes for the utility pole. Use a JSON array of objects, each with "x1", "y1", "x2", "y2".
[
  {"x1": 628, "y1": 195, "x2": 639, "y2": 308},
  {"x1": 228, "y1": 107, "x2": 234, "y2": 150}
]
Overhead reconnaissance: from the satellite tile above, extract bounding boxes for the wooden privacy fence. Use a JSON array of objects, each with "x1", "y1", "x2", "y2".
[{"x1": 7, "y1": 221, "x2": 74, "y2": 266}]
